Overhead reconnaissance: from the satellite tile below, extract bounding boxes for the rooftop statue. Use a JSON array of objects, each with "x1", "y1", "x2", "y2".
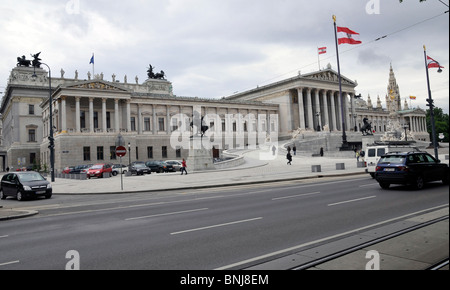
[
  {"x1": 147, "y1": 64, "x2": 166, "y2": 80},
  {"x1": 17, "y1": 55, "x2": 31, "y2": 67}
]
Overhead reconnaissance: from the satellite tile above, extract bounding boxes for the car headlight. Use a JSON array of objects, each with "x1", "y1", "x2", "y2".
[
  {"x1": 47, "y1": 183, "x2": 52, "y2": 189},
  {"x1": 23, "y1": 185, "x2": 32, "y2": 191}
]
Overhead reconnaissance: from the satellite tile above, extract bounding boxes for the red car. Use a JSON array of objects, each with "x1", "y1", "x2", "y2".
[{"x1": 86, "y1": 164, "x2": 112, "y2": 179}]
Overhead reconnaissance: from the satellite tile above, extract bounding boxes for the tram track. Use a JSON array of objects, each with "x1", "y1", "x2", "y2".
[{"x1": 289, "y1": 215, "x2": 449, "y2": 270}]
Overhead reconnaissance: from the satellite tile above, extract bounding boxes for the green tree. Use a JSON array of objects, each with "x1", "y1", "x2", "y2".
[{"x1": 426, "y1": 107, "x2": 449, "y2": 142}]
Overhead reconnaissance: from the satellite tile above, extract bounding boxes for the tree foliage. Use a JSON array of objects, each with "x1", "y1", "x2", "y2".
[{"x1": 426, "y1": 107, "x2": 449, "y2": 142}]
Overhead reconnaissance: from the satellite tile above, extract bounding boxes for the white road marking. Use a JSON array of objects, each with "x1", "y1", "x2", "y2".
[
  {"x1": 272, "y1": 192, "x2": 320, "y2": 201},
  {"x1": 0, "y1": 235, "x2": 9, "y2": 239},
  {"x1": 0, "y1": 260, "x2": 20, "y2": 267},
  {"x1": 171, "y1": 217, "x2": 263, "y2": 235},
  {"x1": 215, "y1": 204, "x2": 448, "y2": 270},
  {"x1": 125, "y1": 208, "x2": 209, "y2": 221},
  {"x1": 328, "y1": 196, "x2": 376, "y2": 206}
]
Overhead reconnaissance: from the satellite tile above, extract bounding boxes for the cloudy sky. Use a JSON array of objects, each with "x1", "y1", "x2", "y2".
[{"x1": 1, "y1": 0, "x2": 448, "y2": 113}]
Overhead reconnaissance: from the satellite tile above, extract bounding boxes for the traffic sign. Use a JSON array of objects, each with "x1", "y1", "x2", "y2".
[{"x1": 116, "y1": 146, "x2": 127, "y2": 157}]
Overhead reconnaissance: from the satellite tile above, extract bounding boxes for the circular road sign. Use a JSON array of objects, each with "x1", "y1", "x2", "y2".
[{"x1": 116, "y1": 146, "x2": 127, "y2": 157}]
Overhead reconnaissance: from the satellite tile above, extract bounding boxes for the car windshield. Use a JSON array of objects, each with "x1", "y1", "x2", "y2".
[
  {"x1": 91, "y1": 165, "x2": 103, "y2": 169},
  {"x1": 135, "y1": 164, "x2": 146, "y2": 168},
  {"x1": 379, "y1": 155, "x2": 405, "y2": 164},
  {"x1": 18, "y1": 173, "x2": 45, "y2": 182}
]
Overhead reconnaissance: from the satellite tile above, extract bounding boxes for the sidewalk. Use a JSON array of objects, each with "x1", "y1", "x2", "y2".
[{"x1": 50, "y1": 149, "x2": 367, "y2": 195}]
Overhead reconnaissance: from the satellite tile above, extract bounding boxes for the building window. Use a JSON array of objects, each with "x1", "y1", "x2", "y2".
[
  {"x1": 80, "y1": 111, "x2": 86, "y2": 129},
  {"x1": 144, "y1": 117, "x2": 151, "y2": 131},
  {"x1": 29, "y1": 105, "x2": 35, "y2": 115},
  {"x1": 131, "y1": 117, "x2": 136, "y2": 131},
  {"x1": 106, "y1": 112, "x2": 111, "y2": 129},
  {"x1": 30, "y1": 153, "x2": 36, "y2": 165},
  {"x1": 28, "y1": 129, "x2": 36, "y2": 142},
  {"x1": 83, "y1": 147, "x2": 91, "y2": 161},
  {"x1": 97, "y1": 146, "x2": 104, "y2": 160},
  {"x1": 162, "y1": 146, "x2": 167, "y2": 158},
  {"x1": 94, "y1": 112, "x2": 99, "y2": 129},
  {"x1": 110, "y1": 146, "x2": 117, "y2": 160},
  {"x1": 147, "y1": 146, "x2": 153, "y2": 159},
  {"x1": 158, "y1": 117, "x2": 165, "y2": 131}
]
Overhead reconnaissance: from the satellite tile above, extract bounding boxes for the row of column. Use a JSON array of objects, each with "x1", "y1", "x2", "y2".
[
  {"x1": 295, "y1": 88, "x2": 352, "y2": 132},
  {"x1": 53, "y1": 96, "x2": 277, "y2": 136},
  {"x1": 408, "y1": 115, "x2": 427, "y2": 132}
]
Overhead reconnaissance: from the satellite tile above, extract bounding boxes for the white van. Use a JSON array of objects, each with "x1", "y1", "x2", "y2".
[{"x1": 366, "y1": 141, "x2": 420, "y2": 178}]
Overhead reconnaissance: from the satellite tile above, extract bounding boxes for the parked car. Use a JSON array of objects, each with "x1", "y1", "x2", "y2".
[
  {"x1": 70, "y1": 164, "x2": 92, "y2": 174},
  {"x1": 165, "y1": 160, "x2": 182, "y2": 171},
  {"x1": 86, "y1": 163, "x2": 113, "y2": 179},
  {"x1": 145, "y1": 161, "x2": 170, "y2": 173},
  {"x1": 112, "y1": 164, "x2": 128, "y2": 176},
  {"x1": 129, "y1": 163, "x2": 151, "y2": 175},
  {"x1": 375, "y1": 151, "x2": 449, "y2": 190},
  {"x1": 62, "y1": 166, "x2": 75, "y2": 174},
  {"x1": 0, "y1": 172, "x2": 52, "y2": 201}
]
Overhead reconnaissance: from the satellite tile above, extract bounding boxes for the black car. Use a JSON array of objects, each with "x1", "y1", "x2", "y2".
[
  {"x1": 129, "y1": 163, "x2": 151, "y2": 175},
  {"x1": 0, "y1": 172, "x2": 52, "y2": 201},
  {"x1": 375, "y1": 151, "x2": 449, "y2": 189},
  {"x1": 145, "y1": 161, "x2": 171, "y2": 173}
]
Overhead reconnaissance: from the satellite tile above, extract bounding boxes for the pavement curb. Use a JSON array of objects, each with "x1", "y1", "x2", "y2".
[
  {"x1": 53, "y1": 171, "x2": 367, "y2": 195},
  {"x1": 0, "y1": 209, "x2": 39, "y2": 221}
]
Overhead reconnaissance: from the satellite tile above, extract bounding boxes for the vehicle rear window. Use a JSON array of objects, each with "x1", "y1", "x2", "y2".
[
  {"x1": 377, "y1": 148, "x2": 386, "y2": 156},
  {"x1": 379, "y1": 155, "x2": 405, "y2": 164},
  {"x1": 368, "y1": 149, "x2": 376, "y2": 157}
]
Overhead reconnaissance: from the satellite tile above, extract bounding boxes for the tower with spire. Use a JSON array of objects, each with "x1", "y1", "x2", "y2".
[{"x1": 386, "y1": 63, "x2": 402, "y2": 114}]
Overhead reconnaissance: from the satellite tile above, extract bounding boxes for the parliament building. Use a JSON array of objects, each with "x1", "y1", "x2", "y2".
[{"x1": 0, "y1": 62, "x2": 428, "y2": 172}]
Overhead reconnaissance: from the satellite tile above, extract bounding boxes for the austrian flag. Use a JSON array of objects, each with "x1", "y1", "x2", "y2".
[
  {"x1": 337, "y1": 26, "x2": 362, "y2": 45},
  {"x1": 427, "y1": 56, "x2": 444, "y2": 69},
  {"x1": 318, "y1": 47, "x2": 327, "y2": 55}
]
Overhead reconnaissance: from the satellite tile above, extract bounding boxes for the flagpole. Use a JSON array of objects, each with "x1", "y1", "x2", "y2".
[
  {"x1": 423, "y1": 45, "x2": 438, "y2": 160},
  {"x1": 92, "y1": 53, "x2": 95, "y2": 77},
  {"x1": 317, "y1": 47, "x2": 321, "y2": 71},
  {"x1": 333, "y1": 15, "x2": 349, "y2": 150}
]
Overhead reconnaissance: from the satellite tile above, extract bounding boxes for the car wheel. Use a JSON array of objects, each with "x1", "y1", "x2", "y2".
[
  {"x1": 17, "y1": 191, "x2": 25, "y2": 201},
  {"x1": 112, "y1": 171, "x2": 117, "y2": 176},
  {"x1": 0, "y1": 189, "x2": 6, "y2": 200},
  {"x1": 45, "y1": 194, "x2": 52, "y2": 199},
  {"x1": 158, "y1": 168, "x2": 163, "y2": 173},
  {"x1": 414, "y1": 176, "x2": 425, "y2": 190},
  {"x1": 379, "y1": 182, "x2": 390, "y2": 189}
]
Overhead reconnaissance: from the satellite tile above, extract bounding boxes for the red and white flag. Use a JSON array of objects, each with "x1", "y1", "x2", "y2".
[
  {"x1": 427, "y1": 56, "x2": 444, "y2": 69},
  {"x1": 337, "y1": 26, "x2": 362, "y2": 45},
  {"x1": 318, "y1": 47, "x2": 327, "y2": 55}
]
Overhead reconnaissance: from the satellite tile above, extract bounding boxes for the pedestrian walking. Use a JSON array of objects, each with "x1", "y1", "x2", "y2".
[
  {"x1": 320, "y1": 147, "x2": 324, "y2": 157},
  {"x1": 180, "y1": 158, "x2": 188, "y2": 175},
  {"x1": 272, "y1": 145, "x2": 276, "y2": 156},
  {"x1": 356, "y1": 150, "x2": 360, "y2": 162},
  {"x1": 293, "y1": 145, "x2": 297, "y2": 156},
  {"x1": 286, "y1": 152, "x2": 292, "y2": 165}
]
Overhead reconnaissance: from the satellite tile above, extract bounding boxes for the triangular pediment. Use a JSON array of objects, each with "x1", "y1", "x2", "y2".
[
  {"x1": 64, "y1": 80, "x2": 129, "y2": 92},
  {"x1": 303, "y1": 69, "x2": 357, "y2": 86}
]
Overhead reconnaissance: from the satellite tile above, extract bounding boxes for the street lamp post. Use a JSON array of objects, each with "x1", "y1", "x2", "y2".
[
  {"x1": 423, "y1": 45, "x2": 443, "y2": 160},
  {"x1": 128, "y1": 142, "x2": 131, "y2": 166},
  {"x1": 33, "y1": 60, "x2": 55, "y2": 182}
]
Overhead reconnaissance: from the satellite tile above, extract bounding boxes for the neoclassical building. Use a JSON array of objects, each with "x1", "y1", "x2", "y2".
[
  {"x1": 227, "y1": 64, "x2": 429, "y2": 142},
  {"x1": 0, "y1": 62, "x2": 428, "y2": 171}
]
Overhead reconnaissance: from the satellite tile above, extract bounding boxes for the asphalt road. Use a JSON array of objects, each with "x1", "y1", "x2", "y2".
[{"x1": 0, "y1": 175, "x2": 448, "y2": 270}]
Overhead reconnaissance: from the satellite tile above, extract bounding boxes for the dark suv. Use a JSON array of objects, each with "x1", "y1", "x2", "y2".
[
  {"x1": 129, "y1": 163, "x2": 151, "y2": 175},
  {"x1": 375, "y1": 151, "x2": 449, "y2": 189}
]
